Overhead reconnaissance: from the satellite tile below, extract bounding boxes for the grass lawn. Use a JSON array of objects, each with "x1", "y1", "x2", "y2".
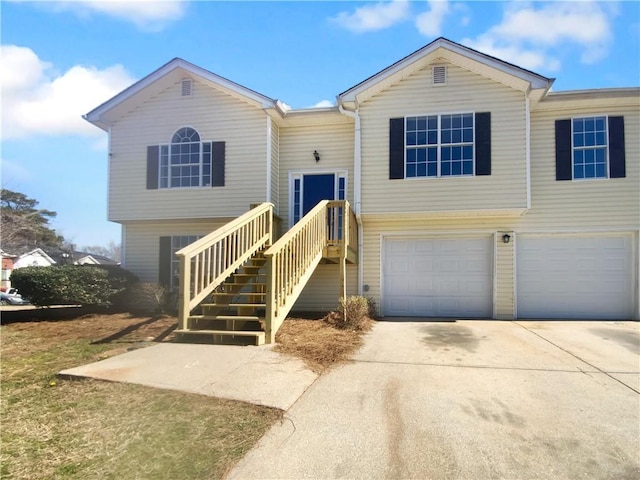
[{"x1": 1, "y1": 307, "x2": 373, "y2": 479}]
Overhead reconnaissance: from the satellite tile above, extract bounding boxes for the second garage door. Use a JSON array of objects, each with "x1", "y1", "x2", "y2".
[
  {"x1": 517, "y1": 234, "x2": 634, "y2": 319},
  {"x1": 383, "y1": 237, "x2": 493, "y2": 317}
]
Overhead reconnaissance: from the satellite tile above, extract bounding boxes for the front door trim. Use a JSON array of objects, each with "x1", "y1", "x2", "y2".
[{"x1": 288, "y1": 169, "x2": 348, "y2": 227}]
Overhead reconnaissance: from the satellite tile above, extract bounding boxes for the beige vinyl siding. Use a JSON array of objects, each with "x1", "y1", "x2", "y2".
[
  {"x1": 270, "y1": 121, "x2": 280, "y2": 215},
  {"x1": 123, "y1": 220, "x2": 228, "y2": 283},
  {"x1": 278, "y1": 123, "x2": 354, "y2": 228},
  {"x1": 293, "y1": 264, "x2": 358, "y2": 312},
  {"x1": 523, "y1": 102, "x2": 639, "y2": 230},
  {"x1": 109, "y1": 78, "x2": 268, "y2": 221},
  {"x1": 361, "y1": 217, "x2": 526, "y2": 319},
  {"x1": 495, "y1": 234, "x2": 515, "y2": 319},
  {"x1": 359, "y1": 61, "x2": 527, "y2": 214}
]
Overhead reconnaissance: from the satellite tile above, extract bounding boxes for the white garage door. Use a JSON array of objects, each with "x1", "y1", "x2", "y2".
[
  {"x1": 383, "y1": 237, "x2": 493, "y2": 317},
  {"x1": 517, "y1": 234, "x2": 634, "y2": 319}
]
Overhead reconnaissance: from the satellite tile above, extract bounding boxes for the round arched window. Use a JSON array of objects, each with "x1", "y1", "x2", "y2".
[{"x1": 171, "y1": 127, "x2": 200, "y2": 144}]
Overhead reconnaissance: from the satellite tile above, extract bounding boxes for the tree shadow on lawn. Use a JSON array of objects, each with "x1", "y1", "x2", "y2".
[
  {"x1": 91, "y1": 315, "x2": 177, "y2": 344},
  {"x1": 0, "y1": 305, "x2": 111, "y2": 325}
]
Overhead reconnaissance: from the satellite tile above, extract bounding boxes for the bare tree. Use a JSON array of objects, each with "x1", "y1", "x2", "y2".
[{"x1": 82, "y1": 241, "x2": 121, "y2": 263}]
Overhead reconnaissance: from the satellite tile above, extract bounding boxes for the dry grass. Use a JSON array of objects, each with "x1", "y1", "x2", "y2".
[
  {"x1": 0, "y1": 309, "x2": 281, "y2": 480},
  {"x1": 0, "y1": 306, "x2": 375, "y2": 478},
  {"x1": 275, "y1": 314, "x2": 375, "y2": 373}
]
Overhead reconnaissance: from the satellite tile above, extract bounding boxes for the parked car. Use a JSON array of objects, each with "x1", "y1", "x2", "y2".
[{"x1": 0, "y1": 289, "x2": 29, "y2": 305}]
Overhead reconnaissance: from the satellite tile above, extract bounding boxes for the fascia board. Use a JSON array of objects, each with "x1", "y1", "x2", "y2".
[
  {"x1": 340, "y1": 38, "x2": 552, "y2": 103},
  {"x1": 84, "y1": 58, "x2": 277, "y2": 128}
]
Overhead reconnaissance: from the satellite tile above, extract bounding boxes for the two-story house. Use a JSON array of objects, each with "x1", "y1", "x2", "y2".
[{"x1": 85, "y1": 38, "x2": 639, "y2": 345}]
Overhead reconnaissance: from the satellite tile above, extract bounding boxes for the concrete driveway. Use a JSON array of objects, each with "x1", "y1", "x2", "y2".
[{"x1": 229, "y1": 320, "x2": 640, "y2": 480}]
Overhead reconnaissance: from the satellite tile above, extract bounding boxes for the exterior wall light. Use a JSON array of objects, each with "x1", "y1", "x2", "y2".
[
  {"x1": 313, "y1": 150, "x2": 320, "y2": 162},
  {"x1": 502, "y1": 233, "x2": 511, "y2": 244}
]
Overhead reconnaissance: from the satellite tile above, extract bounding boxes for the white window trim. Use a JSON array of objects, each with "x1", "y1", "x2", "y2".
[
  {"x1": 404, "y1": 112, "x2": 476, "y2": 179},
  {"x1": 571, "y1": 115, "x2": 609, "y2": 181},
  {"x1": 288, "y1": 169, "x2": 348, "y2": 228},
  {"x1": 158, "y1": 126, "x2": 212, "y2": 189},
  {"x1": 169, "y1": 235, "x2": 202, "y2": 290}
]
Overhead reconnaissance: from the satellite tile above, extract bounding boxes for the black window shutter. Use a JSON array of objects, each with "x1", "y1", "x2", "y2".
[
  {"x1": 608, "y1": 116, "x2": 625, "y2": 178},
  {"x1": 159, "y1": 237, "x2": 172, "y2": 287},
  {"x1": 211, "y1": 141, "x2": 225, "y2": 187},
  {"x1": 555, "y1": 119, "x2": 572, "y2": 181},
  {"x1": 389, "y1": 118, "x2": 405, "y2": 179},
  {"x1": 475, "y1": 112, "x2": 491, "y2": 175},
  {"x1": 147, "y1": 145, "x2": 159, "y2": 189}
]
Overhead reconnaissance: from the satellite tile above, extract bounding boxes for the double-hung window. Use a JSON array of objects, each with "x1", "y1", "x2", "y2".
[
  {"x1": 159, "y1": 127, "x2": 211, "y2": 188},
  {"x1": 555, "y1": 115, "x2": 625, "y2": 181},
  {"x1": 572, "y1": 116, "x2": 607, "y2": 179},
  {"x1": 405, "y1": 113, "x2": 474, "y2": 177},
  {"x1": 159, "y1": 235, "x2": 202, "y2": 290}
]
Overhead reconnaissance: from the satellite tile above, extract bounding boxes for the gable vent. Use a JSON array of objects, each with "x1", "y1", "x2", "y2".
[
  {"x1": 432, "y1": 65, "x2": 447, "y2": 85},
  {"x1": 181, "y1": 78, "x2": 193, "y2": 97}
]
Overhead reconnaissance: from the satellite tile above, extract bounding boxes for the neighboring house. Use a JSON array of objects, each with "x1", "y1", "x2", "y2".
[
  {"x1": 48, "y1": 250, "x2": 119, "y2": 266},
  {"x1": 1, "y1": 251, "x2": 16, "y2": 290},
  {"x1": 84, "y1": 37, "x2": 639, "y2": 344},
  {"x1": 13, "y1": 248, "x2": 57, "y2": 269},
  {"x1": 74, "y1": 254, "x2": 115, "y2": 266},
  {"x1": 12, "y1": 248, "x2": 118, "y2": 269}
]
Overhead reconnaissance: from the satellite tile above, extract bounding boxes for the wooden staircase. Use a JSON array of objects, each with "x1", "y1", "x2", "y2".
[
  {"x1": 175, "y1": 252, "x2": 268, "y2": 345},
  {"x1": 174, "y1": 201, "x2": 358, "y2": 346}
]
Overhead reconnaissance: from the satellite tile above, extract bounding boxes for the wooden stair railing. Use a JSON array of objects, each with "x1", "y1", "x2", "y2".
[
  {"x1": 175, "y1": 202, "x2": 274, "y2": 330},
  {"x1": 263, "y1": 200, "x2": 356, "y2": 343}
]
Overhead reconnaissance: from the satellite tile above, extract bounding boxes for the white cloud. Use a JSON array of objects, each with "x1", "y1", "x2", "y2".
[
  {"x1": 332, "y1": 0, "x2": 410, "y2": 33},
  {"x1": 309, "y1": 100, "x2": 334, "y2": 108},
  {"x1": 1, "y1": 45, "x2": 136, "y2": 140},
  {"x1": 464, "y1": 2, "x2": 616, "y2": 72},
  {"x1": 466, "y1": 37, "x2": 560, "y2": 72},
  {"x1": 42, "y1": 0, "x2": 187, "y2": 31},
  {"x1": 415, "y1": 0, "x2": 451, "y2": 37}
]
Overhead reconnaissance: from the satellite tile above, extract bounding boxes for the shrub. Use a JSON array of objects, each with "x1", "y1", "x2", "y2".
[
  {"x1": 11, "y1": 266, "x2": 112, "y2": 306},
  {"x1": 328, "y1": 295, "x2": 371, "y2": 330},
  {"x1": 119, "y1": 283, "x2": 172, "y2": 314},
  {"x1": 10, "y1": 265, "x2": 138, "y2": 307},
  {"x1": 94, "y1": 264, "x2": 138, "y2": 292}
]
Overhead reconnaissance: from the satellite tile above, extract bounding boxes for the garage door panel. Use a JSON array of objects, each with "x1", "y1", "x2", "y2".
[
  {"x1": 517, "y1": 235, "x2": 633, "y2": 320},
  {"x1": 383, "y1": 237, "x2": 493, "y2": 318}
]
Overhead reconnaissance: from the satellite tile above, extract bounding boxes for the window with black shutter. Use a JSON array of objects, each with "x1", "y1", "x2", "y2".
[{"x1": 389, "y1": 112, "x2": 491, "y2": 179}]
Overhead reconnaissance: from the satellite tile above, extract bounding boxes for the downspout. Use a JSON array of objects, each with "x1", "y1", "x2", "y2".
[
  {"x1": 338, "y1": 102, "x2": 364, "y2": 295},
  {"x1": 525, "y1": 89, "x2": 531, "y2": 210},
  {"x1": 266, "y1": 116, "x2": 272, "y2": 204}
]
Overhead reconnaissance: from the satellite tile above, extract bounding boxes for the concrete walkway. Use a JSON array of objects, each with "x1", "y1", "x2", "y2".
[
  {"x1": 60, "y1": 343, "x2": 317, "y2": 410},
  {"x1": 228, "y1": 320, "x2": 640, "y2": 480}
]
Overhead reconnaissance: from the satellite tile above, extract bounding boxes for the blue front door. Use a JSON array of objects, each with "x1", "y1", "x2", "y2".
[{"x1": 302, "y1": 174, "x2": 336, "y2": 215}]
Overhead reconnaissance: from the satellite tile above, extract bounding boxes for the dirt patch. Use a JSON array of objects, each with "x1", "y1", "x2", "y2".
[
  {"x1": 1, "y1": 311, "x2": 177, "y2": 362},
  {"x1": 275, "y1": 315, "x2": 375, "y2": 373},
  {"x1": 2, "y1": 311, "x2": 177, "y2": 343}
]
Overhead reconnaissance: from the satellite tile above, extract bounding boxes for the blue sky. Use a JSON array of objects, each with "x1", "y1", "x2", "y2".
[{"x1": 1, "y1": 1, "x2": 639, "y2": 249}]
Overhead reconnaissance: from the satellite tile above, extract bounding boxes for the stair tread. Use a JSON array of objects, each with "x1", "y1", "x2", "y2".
[
  {"x1": 176, "y1": 329, "x2": 265, "y2": 337},
  {"x1": 190, "y1": 315, "x2": 263, "y2": 321},
  {"x1": 202, "y1": 303, "x2": 266, "y2": 308},
  {"x1": 213, "y1": 292, "x2": 266, "y2": 296}
]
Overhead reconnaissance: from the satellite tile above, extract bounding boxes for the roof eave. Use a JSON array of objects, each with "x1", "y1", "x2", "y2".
[
  {"x1": 84, "y1": 58, "x2": 278, "y2": 129},
  {"x1": 338, "y1": 37, "x2": 553, "y2": 103}
]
